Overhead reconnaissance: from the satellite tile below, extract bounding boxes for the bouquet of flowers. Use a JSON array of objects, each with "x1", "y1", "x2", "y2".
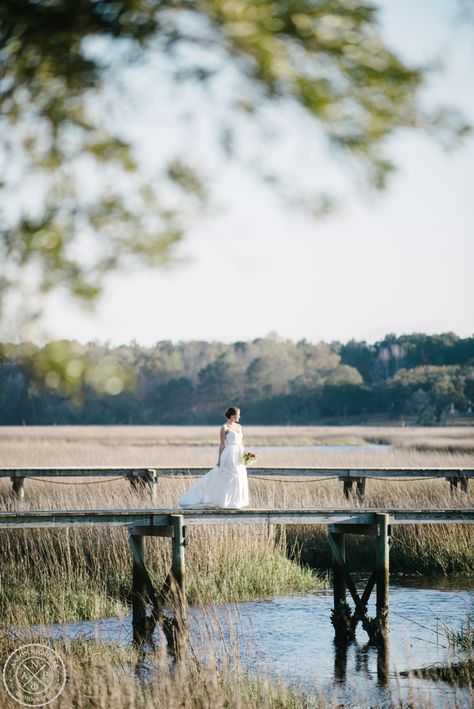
[{"x1": 243, "y1": 451, "x2": 257, "y2": 466}]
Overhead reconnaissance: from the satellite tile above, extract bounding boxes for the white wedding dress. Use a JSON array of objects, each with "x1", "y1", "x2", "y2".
[{"x1": 178, "y1": 429, "x2": 249, "y2": 509}]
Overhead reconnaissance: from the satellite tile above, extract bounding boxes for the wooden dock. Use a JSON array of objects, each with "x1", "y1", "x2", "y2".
[
  {"x1": 1, "y1": 507, "x2": 473, "y2": 651},
  {"x1": 1, "y1": 466, "x2": 472, "y2": 500}
]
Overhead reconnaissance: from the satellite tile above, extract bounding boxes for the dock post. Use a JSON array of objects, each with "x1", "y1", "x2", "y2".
[
  {"x1": 128, "y1": 469, "x2": 157, "y2": 501},
  {"x1": 130, "y1": 534, "x2": 152, "y2": 644},
  {"x1": 376, "y1": 634, "x2": 390, "y2": 688},
  {"x1": 168, "y1": 514, "x2": 188, "y2": 657},
  {"x1": 449, "y1": 475, "x2": 469, "y2": 495},
  {"x1": 374, "y1": 513, "x2": 390, "y2": 642},
  {"x1": 171, "y1": 514, "x2": 186, "y2": 596},
  {"x1": 10, "y1": 476, "x2": 25, "y2": 499},
  {"x1": 356, "y1": 477, "x2": 366, "y2": 502},
  {"x1": 342, "y1": 479, "x2": 353, "y2": 499},
  {"x1": 330, "y1": 531, "x2": 354, "y2": 641},
  {"x1": 147, "y1": 469, "x2": 157, "y2": 503}
]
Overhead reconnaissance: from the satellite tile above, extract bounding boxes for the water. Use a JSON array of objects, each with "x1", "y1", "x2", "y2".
[
  {"x1": 258, "y1": 443, "x2": 392, "y2": 456},
  {"x1": 26, "y1": 579, "x2": 472, "y2": 708},
  {"x1": 195, "y1": 442, "x2": 392, "y2": 463}
]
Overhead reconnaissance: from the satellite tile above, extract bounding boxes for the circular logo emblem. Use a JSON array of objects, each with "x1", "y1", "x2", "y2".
[{"x1": 3, "y1": 643, "x2": 66, "y2": 707}]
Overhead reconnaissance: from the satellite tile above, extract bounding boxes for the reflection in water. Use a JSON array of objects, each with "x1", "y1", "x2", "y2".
[
  {"x1": 21, "y1": 582, "x2": 472, "y2": 708},
  {"x1": 377, "y1": 637, "x2": 390, "y2": 688},
  {"x1": 334, "y1": 636, "x2": 389, "y2": 689},
  {"x1": 334, "y1": 640, "x2": 348, "y2": 683}
]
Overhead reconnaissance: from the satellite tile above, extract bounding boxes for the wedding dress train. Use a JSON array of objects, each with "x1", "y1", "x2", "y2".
[{"x1": 178, "y1": 429, "x2": 249, "y2": 509}]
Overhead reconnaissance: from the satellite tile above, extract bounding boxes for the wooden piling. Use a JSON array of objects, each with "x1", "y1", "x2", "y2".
[
  {"x1": 10, "y1": 476, "x2": 25, "y2": 499},
  {"x1": 329, "y1": 531, "x2": 354, "y2": 641},
  {"x1": 129, "y1": 534, "x2": 150, "y2": 643},
  {"x1": 376, "y1": 635, "x2": 390, "y2": 687},
  {"x1": 148, "y1": 469, "x2": 157, "y2": 503},
  {"x1": 356, "y1": 477, "x2": 366, "y2": 502},
  {"x1": 170, "y1": 514, "x2": 185, "y2": 596},
  {"x1": 342, "y1": 477, "x2": 367, "y2": 502},
  {"x1": 449, "y1": 475, "x2": 469, "y2": 495},
  {"x1": 374, "y1": 513, "x2": 390, "y2": 641},
  {"x1": 333, "y1": 639, "x2": 348, "y2": 682},
  {"x1": 128, "y1": 469, "x2": 157, "y2": 501},
  {"x1": 342, "y1": 480, "x2": 353, "y2": 499},
  {"x1": 168, "y1": 514, "x2": 188, "y2": 657}
]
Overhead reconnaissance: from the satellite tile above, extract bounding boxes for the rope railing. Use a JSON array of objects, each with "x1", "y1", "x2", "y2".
[
  {"x1": 29, "y1": 476, "x2": 124, "y2": 485},
  {"x1": 2, "y1": 466, "x2": 470, "y2": 500}
]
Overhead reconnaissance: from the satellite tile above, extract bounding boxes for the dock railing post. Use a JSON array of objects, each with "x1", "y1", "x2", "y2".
[
  {"x1": 147, "y1": 469, "x2": 157, "y2": 503},
  {"x1": 356, "y1": 477, "x2": 366, "y2": 502},
  {"x1": 10, "y1": 475, "x2": 26, "y2": 499},
  {"x1": 342, "y1": 479, "x2": 353, "y2": 499},
  {"x1": 127, "y1": 469, "x2": 157, "y2": 502}
]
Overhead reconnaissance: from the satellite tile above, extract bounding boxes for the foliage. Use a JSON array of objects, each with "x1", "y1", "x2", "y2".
[
  {"x1": 1, "y1": 332, "x2": 473, "y2": 424},
  {"x1": 1, "y1": 0, "x2": 470, "y2": 327}
]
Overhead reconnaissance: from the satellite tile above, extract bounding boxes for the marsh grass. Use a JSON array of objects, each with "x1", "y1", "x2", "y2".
[
  {"x1": 1, "y1": 424, "x2": 474, "y2": 466},
  {"x1": 400, "y1": 598, "x2": 474, "y2": 690},
  {"x1": 0, "y1": 632, "x2": 323, "y2": 709},
  {"x1": 0, "y1": 616, "x2": 470, "y2": 708},
  {"x1": 284, "y1": 523, "x2": 474, "y2": 576},
  {"x1": 1, "y1": 425, "x2": 473, "y2": 709},
  {"x1": 0, "y1": 426, "x2": 472, "y2": 626},
  {"x1": 0, "y1": 522, "x2": 321, "y2": 626}
]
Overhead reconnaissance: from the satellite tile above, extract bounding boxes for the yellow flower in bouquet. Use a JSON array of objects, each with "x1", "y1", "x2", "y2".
[{"x1": 243, "y1": 451, "x2": 257, "y2": 466}]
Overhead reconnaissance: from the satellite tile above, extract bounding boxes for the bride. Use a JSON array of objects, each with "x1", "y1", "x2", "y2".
[{"x1": 178, "y1": 406, "x2": 250, "y2": 509}]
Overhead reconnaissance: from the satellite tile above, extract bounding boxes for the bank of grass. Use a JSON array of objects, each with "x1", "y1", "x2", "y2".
[
  {"x1": 2, "y1": 424, "x2": 474, "y2": 467},
  {"x1": 1, "y1": 523, "x2": 322, "y2": 627},
  {"x1": 403, "y1": 658, "x2": 474, "y2": 688},
  {"x1": 0, "y1": 627, "x2": 470, "y2": 709},
  {"x1": 0, "y1": 634, "x2": 323, "y2": 709},
  {"x1": 283, "y1": 523, "x2": 474, "y2": 576},
  {"x1": 0, "y1": 427, "x2": 473, "y2": 625}
]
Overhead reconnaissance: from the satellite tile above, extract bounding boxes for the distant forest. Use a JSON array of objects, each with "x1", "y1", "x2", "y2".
[{"x1": 1, "y1": 333, "x2": 474, "y2": 425}]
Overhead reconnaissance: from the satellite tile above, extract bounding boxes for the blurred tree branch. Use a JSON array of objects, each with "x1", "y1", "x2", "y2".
[{"x1": 0, "y1": 0, "x2": 470, "y2": 392}]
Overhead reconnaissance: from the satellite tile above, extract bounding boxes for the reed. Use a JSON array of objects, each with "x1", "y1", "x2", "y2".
[
  {"x1": 401, "y1": 598, "x2": 474, "y2": 689},
  {"x1": 0, "y1": 522, "x2": 321, "y2": 626},
  {"x1": 0, "y1": 613, "x2": 470, "y2": 708},
  {"x1": 0, "y1": 633, "x2": 322, "y2": 709},
  {"x1": 1, "y1": 424, "x2": 474, "y2": 467},
  {"x1": 284, "y1": 523, "x2": 474, "y2": 576},
  {"x1": 0, "y1": 426, "x2": 472, "y2": 627}
]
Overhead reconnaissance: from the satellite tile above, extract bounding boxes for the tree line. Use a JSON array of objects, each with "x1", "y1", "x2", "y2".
[{"x1": 1, "y1": 333, "x2": 473, "y2": 425}]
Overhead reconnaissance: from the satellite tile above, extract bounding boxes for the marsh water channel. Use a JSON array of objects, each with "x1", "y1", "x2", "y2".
[{"x1": 27, "y1": 577, "x2": 472, "y2": 708}]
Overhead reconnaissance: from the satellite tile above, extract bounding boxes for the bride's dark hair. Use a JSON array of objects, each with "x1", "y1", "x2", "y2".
[{"x1": 224, "y1": 406, "x2": 240, "y2": 419}]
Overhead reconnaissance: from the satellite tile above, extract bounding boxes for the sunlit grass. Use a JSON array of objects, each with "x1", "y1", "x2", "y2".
[
  {"x1": 1, "y1": 424, "x2": 473, "y2": 466},
  {"x1": 0, "y1": 426, "x2": 472, "y2": 627},
  {"x1": 0, "y1": 521, "x2": 322, "y2": 627},
  {"x1": 0, "y1": 633, "x2": 323, "y2": 709}
]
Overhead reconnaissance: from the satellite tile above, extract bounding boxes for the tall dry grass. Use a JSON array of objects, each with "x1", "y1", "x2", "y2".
[
  {"x1": 1, "y1": 427, "x2": 473, "y2": 708},
  {"x1": 0, "y1": 631, "x2": 326, "y2": 709},
  {"x1": 0, "y1": 426, "x2": 472, "y2": 625},
  {"x1": 1, "y1": 424, "x2": 474, "y2": 466},
  {"x1": 0, "y1": 621, "x2": 470, "y2": 709}
]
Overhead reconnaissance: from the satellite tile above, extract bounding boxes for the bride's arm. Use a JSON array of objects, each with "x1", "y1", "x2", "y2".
[{"x1": 217, "y1": 426, "x2": 226, "y2": 467}]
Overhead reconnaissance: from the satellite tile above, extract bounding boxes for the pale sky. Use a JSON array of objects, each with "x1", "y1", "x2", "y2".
[{"x1": 40, "y1": 0, "x2": 474, "y2": 346}]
